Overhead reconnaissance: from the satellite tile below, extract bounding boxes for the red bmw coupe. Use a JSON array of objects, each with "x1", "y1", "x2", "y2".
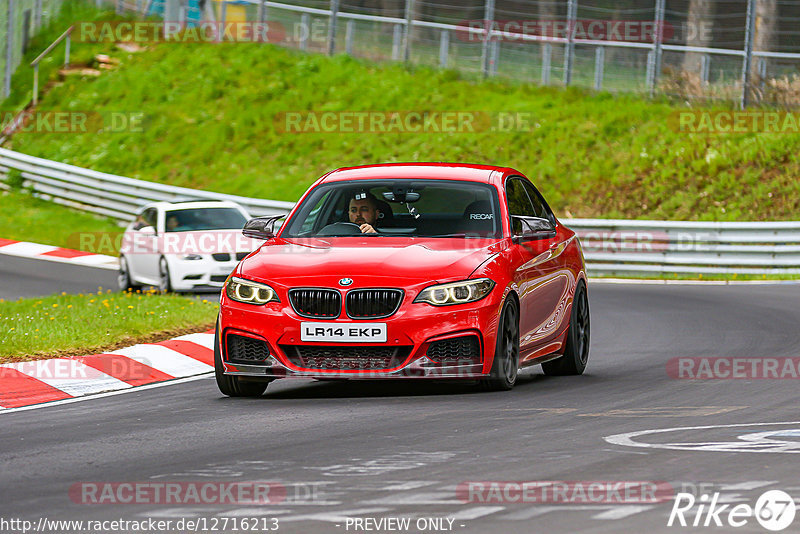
[{"x1": 215, "y1": 163, "x2": 589, "y2": 396}]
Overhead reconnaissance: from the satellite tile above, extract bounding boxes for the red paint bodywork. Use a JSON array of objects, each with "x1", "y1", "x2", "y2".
[{"x1": 218, "y1": 163, "x2": 587, "y2": 379}]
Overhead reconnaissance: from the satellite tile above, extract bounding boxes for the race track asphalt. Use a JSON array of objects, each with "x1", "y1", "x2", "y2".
[{"x1": 3, "y1": 281, "x2": 800, "y2": 533}]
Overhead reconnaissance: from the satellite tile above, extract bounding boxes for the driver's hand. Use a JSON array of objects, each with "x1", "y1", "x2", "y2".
[{"x1": 360, "y1": 223, "x2": 377, "y2": 234}]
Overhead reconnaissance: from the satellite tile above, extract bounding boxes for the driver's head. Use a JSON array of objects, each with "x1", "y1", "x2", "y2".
[{"x1": 348, "y1": 192, "x2": 380, "y2": 226}]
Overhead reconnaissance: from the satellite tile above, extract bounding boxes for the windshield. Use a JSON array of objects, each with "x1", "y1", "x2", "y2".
[
  {"x1": 164, "y1": 208, "x2": 247, "y2": 232},
  {"x1": 281, "y1": 180, "x2": 501, "y2": 238}
]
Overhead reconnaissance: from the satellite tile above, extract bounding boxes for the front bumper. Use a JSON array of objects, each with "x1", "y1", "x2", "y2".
[{"x1": 219, "y1": 289, "x2": 504, "y2": 379}]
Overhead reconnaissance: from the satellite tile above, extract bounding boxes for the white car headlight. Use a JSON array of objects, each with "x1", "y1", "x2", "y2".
[
  {"x1": 225, "y1": 276, "x2": 280, "y2": 305},
  {"x1": 414, "y1": 278, "x2": 495, "y2": 306}
]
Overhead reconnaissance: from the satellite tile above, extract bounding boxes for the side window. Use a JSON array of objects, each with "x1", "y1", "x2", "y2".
[
  {"x1": 143, "y1": 209, "x2": 157, "y2": 229},
  {"x1": 133, "y1": 208, "x2": 157, "y2": 230},
  {"x1": 506, "y1": 178, "x2": 537, "y2": 218},
  {"x1": 520, "y1": 179, "x2": 554, "y2": 223}
]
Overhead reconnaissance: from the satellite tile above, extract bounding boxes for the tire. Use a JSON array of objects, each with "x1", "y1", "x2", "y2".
[
  {"x1": 118, "y1": 256, "x2": 142, "y2": 292},
  {"x1": 158, "y1": 257, "x2": 172, "y2": 293},
  {"x1": 479, "y1": 297, "x2": 520, "y2": 391},
  {"x1": 542, "y1": 280, "x2": 590, "y2": 376},
  {"x1": 214, "y1": 320, "x2": 270, "y2": 397}
]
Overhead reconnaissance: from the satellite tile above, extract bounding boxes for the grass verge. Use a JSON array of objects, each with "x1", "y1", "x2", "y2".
[
  {"x1": 0, "y1": 289, "x2": 218, "y2": 362},
  {"x1": 3, "y1": 39, "x2": 799, "y2": 221},
  {"x1": 0, "y1": 190, "x2": 122, "y2": 252}
]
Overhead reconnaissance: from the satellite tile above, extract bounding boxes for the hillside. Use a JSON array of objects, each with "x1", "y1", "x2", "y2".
[{"x1": 5, "y1": 28, "x2": 800, "y2": 221}]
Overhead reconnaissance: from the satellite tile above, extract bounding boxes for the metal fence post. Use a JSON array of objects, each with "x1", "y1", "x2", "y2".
[
  {"x1": 327, "y1": 0, "x2": 339, "y2": 56},
  {"x1": 391, "y1": 23, "x2": 402, "y2": 60},
  {"x1": 648, "y1": 0, "x2": 665, "y2": 96},
  {"x1": 542, "y1": 43, "x2": 551, "y2": 85},
  {"x1": 299, "y1": 13, "x2": 309, "y2": 51},
  {"x1": 345, "y1": 19, "x2": 354, "y2": 55},
  {"x1": 4, "y1": 0, "x2": 14, "y2": 99},
  {"x1": 64, "y1": 33, "x2": 70, "y2": 68},
  {"x1": 701, "y1": 54, "x2": 710, "y2": 85},
  {"x1": 34, "y1": 0, "x2": 43, "y2": 31},
  {"x1": 403, "y1": 0, "x2": 413, "y2": 62},
  {"x1": 32, "y1": 65, "x2": 39, "y2": 105},
  {"x1": 439, "y1": 29, "x2": 449, "y2": 68},
  {"x1": 489, "y1": 39, "x2": 499, "y2": 76},
  {"x1": 116, "y1": 0, "x2": 123, "y2": 15},
  {"x1": 757, "y1": 57, "x2": 766, "y2": 88},
  {"x1": 741, "y1": 0, "x2": 756, "y2": 108},
  {"x1": 563, "y1": 0, "x2": 577, "y2": 86},
  {"x1": 220, "y1": 1, "x2": 227, "y2": 26},
  {"x1": 480, "y1": 0, "x2": 495, "y2": 78},
  {"x1": 257, "y1": 0, "x2": 266, "y2": 24},
  {"x1": 594, "y1": 46, "x2": 604, "y2": 90}
]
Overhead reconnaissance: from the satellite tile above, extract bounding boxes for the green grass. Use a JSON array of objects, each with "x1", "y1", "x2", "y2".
[
  {"x1": 0, "y1": 190, "x2": 122, "y2": 252},
  {"x1": 4, "y1": 37, "x2": 799, "y2": 222},
  {"x1": 0, "y1": 289, "x2": 218, "y2": 361}
]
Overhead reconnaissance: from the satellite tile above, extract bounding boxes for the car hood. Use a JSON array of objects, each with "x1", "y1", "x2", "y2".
[{"x1": 239, "y1": 237, "x2": 503, "y2": 284}]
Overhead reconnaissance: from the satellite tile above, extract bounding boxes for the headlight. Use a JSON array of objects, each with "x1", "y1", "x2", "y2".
[
  {"x1": 225, "y1": 276, "x2": 280, "y2": 305},
  {"x1": 414, "y1": 278, "x2": 495, "y2": 306},
  {"x1": 181, "y1": 254, "x2": 203, "y2": 260}
]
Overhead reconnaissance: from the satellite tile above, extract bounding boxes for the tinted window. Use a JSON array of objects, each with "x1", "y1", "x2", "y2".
[
  {"x1": 282, "y1": 180, "x2": 501, "y2": 238},
  {"x1": 519, "y1": 179, "x2": 553, "y2": 222},
  {"x1": 506, "y1": 179, "x2": 537, "y2": 218},
  {"x1": 164, "y1": 208, "x2": 247, "y2": 232}
]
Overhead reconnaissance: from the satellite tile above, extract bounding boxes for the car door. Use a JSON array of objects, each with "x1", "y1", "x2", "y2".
[{"x1": 506, "y1": 177, "x2": 570, "y2": 359}]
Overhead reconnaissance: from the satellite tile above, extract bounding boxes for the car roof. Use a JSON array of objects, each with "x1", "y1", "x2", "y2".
[
  {"x1": 138, "y1": 200, "x2": 246, "y2": 212},
  {"x1": 321, "y1": 163, "x2": 511, "y2": 184}
]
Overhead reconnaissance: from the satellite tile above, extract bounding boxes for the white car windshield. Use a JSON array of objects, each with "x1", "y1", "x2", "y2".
[{"x1": 164, "y1": 208, "x2": 248, "y2": 232}]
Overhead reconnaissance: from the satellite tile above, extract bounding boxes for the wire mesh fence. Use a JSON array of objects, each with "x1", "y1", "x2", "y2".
[
  {"x1": 1, "y1": 0, "x2": 65, "y2": 97},
  {"x1": 7, "y1": 0, "x2": 800, "y2": 107}
]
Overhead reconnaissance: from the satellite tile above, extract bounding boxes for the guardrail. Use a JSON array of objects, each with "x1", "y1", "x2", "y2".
[
  {"x1": 0, "y1": 147, "x2": 295, "y2": 220},
  {"x1": 1, "y1": 146, "x2": 797, "y2": 276}
]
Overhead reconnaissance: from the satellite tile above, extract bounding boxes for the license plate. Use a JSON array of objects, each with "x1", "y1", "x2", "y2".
[{"x1": 301, "y1": 322, "x2": 387, "y2": 343}]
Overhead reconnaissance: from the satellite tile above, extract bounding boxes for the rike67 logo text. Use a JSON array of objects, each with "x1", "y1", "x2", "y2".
[{"x1": 668, "y1": 490, "x2": 796, "y2": 531}]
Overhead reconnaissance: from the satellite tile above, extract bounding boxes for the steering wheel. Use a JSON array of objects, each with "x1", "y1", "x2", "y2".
[{"x1": 317, "y1": 222, "x2": 363, "y2": 236}]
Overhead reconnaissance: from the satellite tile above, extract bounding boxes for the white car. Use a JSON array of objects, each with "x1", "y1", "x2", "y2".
[{"x1": 118, "y1": 200, "x2": 261, "y2": 292}]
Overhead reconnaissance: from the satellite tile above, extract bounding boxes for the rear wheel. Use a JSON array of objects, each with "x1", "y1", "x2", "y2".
[
  {"x1": 214, "y1": 320, "x2": 270, "y2": 397},
  {"x1": 542, "y1": 280, "x2": 590, "y2": 376},
  {"x1": 479, "y1": 298, "x2": 520, "y2": 391}
]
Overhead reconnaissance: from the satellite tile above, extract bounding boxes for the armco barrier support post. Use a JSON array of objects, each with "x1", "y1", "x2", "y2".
[
  {"x1": 327, "y1": 0, "x2": 339, "y2": 56},
  {"x1": 741, "y1": 0, "x2": 756, "y2": 108},
  {"x1": 564, "y1": 0, "x2": 577, "y2": 86},
  {"x1": 480, "y1": 0, "x2": 494, "y2": 78}
]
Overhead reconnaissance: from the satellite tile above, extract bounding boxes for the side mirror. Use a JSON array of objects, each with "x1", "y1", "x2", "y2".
[
  {"x1": 511, "y1": 216, "x2": 556, "y2": 242},
  {"x1": 243, "y1": 216, "x2": 283, "y2": 239},
  {"x1": 138, "y1": 225, "x2": 156, "y2": 236}
]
